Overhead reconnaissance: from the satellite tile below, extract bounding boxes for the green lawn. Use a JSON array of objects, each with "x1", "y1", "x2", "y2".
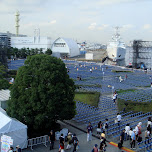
[{"x1": 74, "y1": 92, "x2": 100, "y2": 107}]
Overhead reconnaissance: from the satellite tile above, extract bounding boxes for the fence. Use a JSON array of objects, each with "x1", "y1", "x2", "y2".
[{"x1": 27, "y1": 135, "x2": 49, "y2": 150}]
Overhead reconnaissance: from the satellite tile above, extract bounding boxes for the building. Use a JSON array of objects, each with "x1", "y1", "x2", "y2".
[
  {"x1": 0, "y1": 33, "x2": 11, "y2": 48},
  {"x1": 51, "y1": 37, "x2": 80, "y2": 58},
  {"x1": 11, "y1": 36, "x2": 52, "y2": 52}
]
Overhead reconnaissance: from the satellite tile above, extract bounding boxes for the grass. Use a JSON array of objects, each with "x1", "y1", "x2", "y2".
[
  {"x1": 117, "y1": 98, "x2": 152, "y2": 113},
  {"x1": 117, "y1": 89, "x2": 136, "y2": 94},
  {"x1": 74, "y1": 91, "x2": 100, "y2": 107}
]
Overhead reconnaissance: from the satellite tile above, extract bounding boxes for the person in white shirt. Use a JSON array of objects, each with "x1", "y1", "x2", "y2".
[
  {"x1": 135, "y1": 124, "x2": 139, "y2": 140},
  {"x1": 129, "y1": 128, "x2": 133, "y2": 141},
  {"x1": 125, "y1": 124, "x2": 130, "y2": 140},
  {"x1": 117, "y1": 113, "x2": 121, "y2": 126}
]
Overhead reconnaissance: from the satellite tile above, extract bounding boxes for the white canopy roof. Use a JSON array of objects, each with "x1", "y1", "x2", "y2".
[
  {"x1": 0, "y1": 89, "x2": 10, "y2": 102},
  {"x1": 0, "y1": 107, "x2": 27, "y2": 133}
]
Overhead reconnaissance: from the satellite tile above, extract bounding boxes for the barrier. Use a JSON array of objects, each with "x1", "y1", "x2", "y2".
[{"x1": 27, "y1": 135, "x2": 49, "y2": 150}]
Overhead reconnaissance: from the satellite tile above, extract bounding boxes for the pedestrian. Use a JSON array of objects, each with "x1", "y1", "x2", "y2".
[
  {"x1": 90, "y1": 68, "x2": 93, "y2": 73},
  {"x1": 8, "y1": 147, "x2": 14, "y2": 152},
  {"x1": 72, "y1": 133, "x2": 79, "y2": 152},
  {"x1": 98, "y1": 142, "x2": 106, "y2": 152},
  {"x1": 117, "y1": 113, "x2": 121, "y2": 126},
  {"x1": 130, "y1": 129, "x2": 136, "y2": 150},
  {"x1": 135, "y1": 124, "x2": 139, "y2": 141},
  {"x1": 103, "y1": 119, "x2": 109, "y2": 132},
  {"x1": 145, "y1": 126, "x2": 151, "y2": 144},
  {"x1": 16, "y1": 145, "x2": 22, "y2": 152},
  {"x1": 59, "y1": 133, "x2": 65, "y2": 152},
  {"x1": 147, "y1": 117, "x2": 152, "y2": 133},
  {"x1": 120, "y1": 129, "x2": 125, "y2": 146},
  {"x1": 138, "y1": 122, "x2": 142, "y2": 137},
  {"x1": 87, "y1": 122, "x2": 93, "y2": 141},
  {"x1": 113, "y1": 91, "x2": 118, "y2": 104},
  {"x1": 125, "y1": 123, "x2": 130, "y2": 140},
  {"x1": 100, "y1": 131, "x2": 107, "y2": 147},
  {"x1": 91, "y1": 144, "x2": 98, "y2": 152},
  {"x1": 66, "y1": 132, "x2": 72, "y2": 150},
  {"x1": 97, "y1": 121, "x2": 102, "y2": 135},
  {"x1": 49, "y1": 130, "x2": 55, "y2": 150},
  {"x1": 125, "y1": 74, "x2": 128, "y2": 80},
  {"x1": 129, "y1": 128, "x2": 133, "y2": 141}
]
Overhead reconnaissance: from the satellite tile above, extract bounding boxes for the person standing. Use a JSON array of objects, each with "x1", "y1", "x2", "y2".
[
  {"x1": 8, "y1": 147, "x2": 14, "y2": 152},
  {"x1": 16, "y1": 145, "x2": 22, "y2": 152},
  {"x1": 72, "y1": 133, "x2": 79, "y2": 152},
  {"x1": 125, "y1": 124, "x2": 130, "y2": 140},
  {"x1": 120, "y1": 129, "x2": 125, "y2": 146},
  {"x1": 87, "y1": 122, "x2": 93, "y2": 141},
  {"x1": 113, "y1": 91, "x2": 118, "y2": 104},
  {"x1": 49, "y1": 130, "x2": 55, "y2": 150},
  {"x1": 130, "y1": 129, "x2": 136, "y2": 150}
]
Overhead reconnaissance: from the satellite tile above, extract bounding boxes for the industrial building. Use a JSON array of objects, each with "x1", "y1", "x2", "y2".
[
  {"x1": 0, "y1": 33, "x2": 11, "y2": 48},
  {"x1": 11, "y1": 36, "x2": 52, "y2": 52},
  {"x1": 51, "y1": 37, "x2": 80, "y2": 58}
]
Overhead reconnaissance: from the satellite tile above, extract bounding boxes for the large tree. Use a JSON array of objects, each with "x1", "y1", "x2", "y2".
[{"x1": 7, "y1": 54, "x2": 76, "y2": 132}]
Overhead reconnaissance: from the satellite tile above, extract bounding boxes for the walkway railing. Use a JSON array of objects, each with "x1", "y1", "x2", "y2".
[{"x1": 27, "y1": 135, "x2": 49, "y2": 150}]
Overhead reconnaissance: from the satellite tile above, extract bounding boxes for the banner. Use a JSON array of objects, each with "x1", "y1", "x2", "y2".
[{"x1": 1, "y1": 135, "x2": 13, "y2": 152}]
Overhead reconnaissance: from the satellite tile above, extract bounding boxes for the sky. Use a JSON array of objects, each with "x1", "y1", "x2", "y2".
[{"x1": 0, "y1": 0, "x2": 152, "y2": 44}]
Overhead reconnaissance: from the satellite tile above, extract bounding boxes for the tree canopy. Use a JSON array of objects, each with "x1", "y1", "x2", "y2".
[
  {"x1": 0, "y1": 63, "x2": 10, "y2": 89},
  {"x1": 7, "y1": 55, "x2": 76, "y2": 133}
]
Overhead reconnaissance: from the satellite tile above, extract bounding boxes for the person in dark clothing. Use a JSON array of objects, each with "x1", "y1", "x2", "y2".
[
  {"x1": 72, "y1": 133, "x2": 79, "y2": 152},
  {"x1": 49, "y1": 130, "x2": 55, "y2": 150},
  {"x1": 59, "y1": 133, "x2": 64, "y2": 151},
  {"x1": 120, "y1": 129, "x2": 125, "y2": 146},
  {"x1": 16, "y1": 145, "x2": 22, "y2": 152}
]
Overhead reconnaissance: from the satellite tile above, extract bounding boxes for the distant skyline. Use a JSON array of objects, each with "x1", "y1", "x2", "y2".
[{"x1": 0, "y1": 0, "x2": 152, "y2": 44}]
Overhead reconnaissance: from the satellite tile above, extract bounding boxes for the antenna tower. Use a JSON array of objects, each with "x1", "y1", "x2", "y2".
[{"x1": 15, "y1": 11, "x2": 20, "y2": 36}]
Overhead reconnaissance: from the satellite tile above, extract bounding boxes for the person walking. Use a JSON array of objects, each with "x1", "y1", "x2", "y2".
[
  {"x1": 130, "y1": 129, "x2": 136, "y2": 150},
  {"x1": 66, "y1": 132, "x2": 72, "y2": 150},
  {"x1": 49, "y1": 130, "x2": 55, "y2": 150},
  {"x1": 145, "y1": 126, "x2": 151, "y2": 144},
  {"x1": 97, "y1": 121, "x2": 102, "y2": 135},
  {"x1": 113, "y1": 91, "x2": 118, "y2": 104},
  {"x1": 72, "y1": 133, "x2": 79, "y2": 152},
  {"x1": 8, "y1": 147, "x2": 14, "y2": 152},
  {"x1": 59, "y1": 133, "x2": 65, "y2": 152},
  {"x1": 87, "y1": 122, "x2": 93, "y2": 141}
]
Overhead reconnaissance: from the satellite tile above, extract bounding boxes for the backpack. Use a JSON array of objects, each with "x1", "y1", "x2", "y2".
[
  {"x1": 118, "y1": 142, "x2": 122, "y2": 149},
  {"x1": 91, "y1": 148, "x2": 94, "y2": 152}
]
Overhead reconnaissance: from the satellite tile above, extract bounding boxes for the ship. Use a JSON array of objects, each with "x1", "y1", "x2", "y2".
[{"x1": 106, "y1": 27, "x2": 126, "y2": 62}]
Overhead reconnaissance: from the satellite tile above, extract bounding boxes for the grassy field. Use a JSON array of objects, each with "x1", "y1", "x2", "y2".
[
  {"x1": 74, "y1": 92, "x2": 100, "y2": 107},
  {"x1": 117, "y1": 98, "x2": 152, "y2": 113}
]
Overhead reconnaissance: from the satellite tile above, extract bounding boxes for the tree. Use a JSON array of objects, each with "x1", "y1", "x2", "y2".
[
  {"x1": 7, "y1": 54, "x2": 76, "y2": 133},
  {"x1": 45, "y1": 48, "x2": 52, "y2": 55},
  {"x1": 0, "y1": 63, "x2": 10, "y2": 89}
]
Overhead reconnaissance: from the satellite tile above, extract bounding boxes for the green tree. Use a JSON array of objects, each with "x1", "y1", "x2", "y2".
[
  {"x1": 7, "y1": 54, "x2": 76, "y2": 134},
  {"x1": 0, "y1": 63, "x2": 10, "y2": 89},
  {"x1": 45, "y1": 48, "x2": 52, "y2": 55}
]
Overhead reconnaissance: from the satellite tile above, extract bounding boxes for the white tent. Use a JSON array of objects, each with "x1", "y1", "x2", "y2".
[{"x1": 0, "y1": 108, "x2": 27, "y2": 150}]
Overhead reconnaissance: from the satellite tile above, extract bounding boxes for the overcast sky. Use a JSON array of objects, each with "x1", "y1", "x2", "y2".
[{"x1": 0, "y1": 0, "x2": 152, "y2": 44}]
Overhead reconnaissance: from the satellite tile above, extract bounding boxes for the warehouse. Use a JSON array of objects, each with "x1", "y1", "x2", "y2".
[{"x1": 51, "y1": 37, "x2": 80, "y2": 58}]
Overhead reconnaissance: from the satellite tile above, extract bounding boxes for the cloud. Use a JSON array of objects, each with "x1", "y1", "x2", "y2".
[
  {"x1": 50, "y1": 20, "x2": 56, "y2": 24},
  {"x1": 143, "y1": 24, "x2": 151, "y2": 29},
  {"x1": 123, "y1": 24, "x2": 134, "y2": 29},
  {"x1": 88, "y1": 23, "x2": 97, "y2": 30},
  {"x1": 97, "y1": 24, "x2": 109, "y2": 30}
]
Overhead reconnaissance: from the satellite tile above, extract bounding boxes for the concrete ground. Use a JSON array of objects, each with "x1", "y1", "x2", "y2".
[{"x1": 23, "y1": 121, "x2": 136, "y2": 152}]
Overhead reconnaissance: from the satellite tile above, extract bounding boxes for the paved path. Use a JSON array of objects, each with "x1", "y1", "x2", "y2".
[{"x1": 23, "y1": 121, "x2": 136, "y2": 152}]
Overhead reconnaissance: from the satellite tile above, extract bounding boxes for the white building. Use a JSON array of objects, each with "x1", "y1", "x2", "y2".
[
  {"x1": 11, "y1": 36, "x2": 52, "y2": 52},
  {"x1": 51, "y1": 37, "x2": 80, "y2": 58}
]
